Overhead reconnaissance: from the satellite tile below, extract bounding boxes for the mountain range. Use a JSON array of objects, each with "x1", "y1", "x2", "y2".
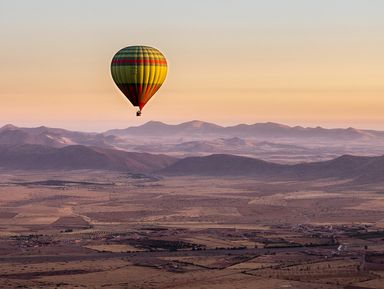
[
  {"x1": 105, "y1": 120, "x2": 384, "y2": 140},
  {"x1": 0, "y1": 121, "x2": 383, "y2": 183},
  {"x1": 2, "y1": 121, "x2": 384, "y2": 148},
  {"x1": 1, "y1": 121, "x2": 384, "y2": 164}
]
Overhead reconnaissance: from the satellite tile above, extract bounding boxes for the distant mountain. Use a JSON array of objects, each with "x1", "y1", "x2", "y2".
[
  {"x1": 3, "y1": 122, "x2": 384, "y2": 147},
  {"x1": 132, "y1": 138, "x2": 308, "y2": 156},
  {"x1": 0, "y1": 124, "x2": 119, "y2": 148},
  {"x1": 160, "y1": 154, "x2": 384, "y2": 183},
  {"x1": 4, "y1": 122, "x2": 384, "y2": 143},
  {"x1": 105, "y1": 121, "x2": 384, "y2": 140},
  {"x1": 106, "y1": 120, "x2": 225, "y2": 137},
  {"x1": 0, "y1": 144, "x2": 176, "y2": 172}
]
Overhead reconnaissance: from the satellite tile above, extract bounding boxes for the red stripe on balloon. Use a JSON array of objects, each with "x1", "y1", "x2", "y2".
[{"x1": 112, "y1": 59, "x2": 167, "y2": 65}]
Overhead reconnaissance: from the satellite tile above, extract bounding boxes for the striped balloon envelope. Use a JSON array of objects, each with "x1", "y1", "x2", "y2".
[{"x1": 110, "y1": 46, "x2": 167, "y2": 116}]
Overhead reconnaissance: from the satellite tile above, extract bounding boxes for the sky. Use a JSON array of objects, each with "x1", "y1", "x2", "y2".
[{"x1": 0, "y1": 0, "x2": 384, "y2": 131}]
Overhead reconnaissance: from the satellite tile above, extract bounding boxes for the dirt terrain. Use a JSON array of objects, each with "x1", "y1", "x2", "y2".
[{"x1": 0, "y1": 170, "x2": 383, "y2": 288}]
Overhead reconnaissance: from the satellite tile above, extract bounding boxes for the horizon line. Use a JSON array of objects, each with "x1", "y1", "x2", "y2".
[{"x1": 1, "y1": 120, "x2": 384, "y2": 133}]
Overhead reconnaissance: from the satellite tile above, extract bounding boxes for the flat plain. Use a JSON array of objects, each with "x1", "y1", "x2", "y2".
[{"x1": 0, "y1": 170, "x2": 383, "y2": 289}]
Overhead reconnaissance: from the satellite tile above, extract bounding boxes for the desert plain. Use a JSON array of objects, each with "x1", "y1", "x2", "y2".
[{"x1": 0, "y1": 169, "x2": 383, "y2": 289}]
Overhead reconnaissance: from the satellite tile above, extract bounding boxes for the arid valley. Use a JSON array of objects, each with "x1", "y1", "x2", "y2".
[
  {"x1": 0, "y1": 122, "x2": 384, "y2": 288},
  {"x1": 0, "y1": 171, "x2": 384, "y2": 289}
]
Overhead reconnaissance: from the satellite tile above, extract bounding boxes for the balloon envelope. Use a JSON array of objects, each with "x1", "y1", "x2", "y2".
[{"x1": 111, "y1": 46, "x2": 168, "y2": 111}]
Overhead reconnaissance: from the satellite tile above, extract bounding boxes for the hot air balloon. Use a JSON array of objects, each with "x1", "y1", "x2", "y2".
[{"x1": 111, "y1": 46, "x2": 168, "y2": 116}]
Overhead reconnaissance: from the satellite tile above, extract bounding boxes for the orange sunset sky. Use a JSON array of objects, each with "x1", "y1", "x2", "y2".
[{"x1": 1, "y1": 0, "x2": 384, "y2": 131}]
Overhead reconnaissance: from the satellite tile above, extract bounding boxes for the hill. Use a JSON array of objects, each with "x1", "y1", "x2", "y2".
[
  {"x1": 160, "y1": 154, "x2": 384, "y2": 183},
  {"x1": 0, "y1": 144, "x2": 176, "y2": 173}
]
